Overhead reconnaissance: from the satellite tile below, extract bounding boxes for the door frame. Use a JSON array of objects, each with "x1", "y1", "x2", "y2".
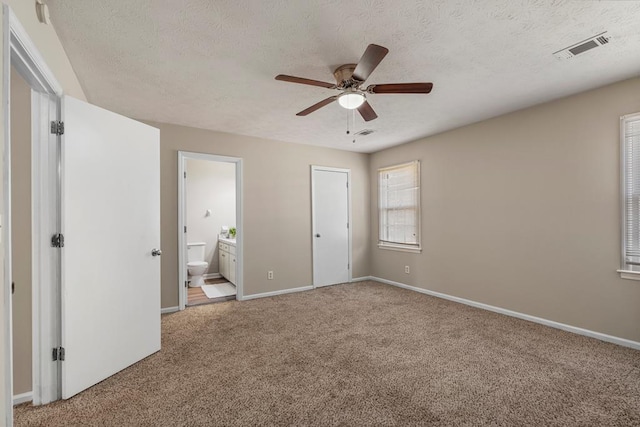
[
  {"x1": 311, "y1": 165, "x2": 352, "y2": 288},
  {"x1": 2, "y1": 4, "x2": 64, "y2": 422},
  {"x1": 177, "y1": 151, "x2": 244, "y2": 309}
]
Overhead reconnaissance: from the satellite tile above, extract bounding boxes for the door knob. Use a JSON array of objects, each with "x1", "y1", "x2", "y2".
[
  {"x1": 151, "y1": 248, "x2": 162, "y2": 257},
  {"x1": 315, "y1": 234, "x2": 321, "y2": 238}
]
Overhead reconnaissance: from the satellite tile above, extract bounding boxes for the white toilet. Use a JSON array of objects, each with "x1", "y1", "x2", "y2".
[{"x1": 187, "y1": 242, "x2": 208, "y2": 287}]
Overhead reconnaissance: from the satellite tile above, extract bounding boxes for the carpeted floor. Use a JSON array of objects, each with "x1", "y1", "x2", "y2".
[{"x1": 14, "y1": 281, "x2": 640, "y2": 426}]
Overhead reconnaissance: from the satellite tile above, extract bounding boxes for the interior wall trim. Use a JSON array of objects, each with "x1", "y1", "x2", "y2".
[
  {"x1": 12, "y1": 391, "x2": 32, "y2": 405},
  {"x1": 243, "y1": 285, "x2": 314, "y2": 301},
  {"x1": 351, "y1": 276, "x2": 373, "y2": 282},
  {"x1": 4, "y1": 4, "x2": 66, "y2": 415},
  {"x1": 371, "y1": 276, "x2": 640, "y2": 351},
  {"x1": 160, "y1": 306, "x2": 179, "y2": 315}
]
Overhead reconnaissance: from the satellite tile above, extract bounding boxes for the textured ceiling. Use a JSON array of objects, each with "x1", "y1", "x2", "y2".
[{"x1": 47, "y1": 0, "x2": 640, "y2": 153}]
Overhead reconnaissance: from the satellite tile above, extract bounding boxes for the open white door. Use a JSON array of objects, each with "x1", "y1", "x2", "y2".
[
  {"x1": 312, "y1": 166, "x2": 351, "y2": 287},
  {"x1": 60, "y1": 96, "x2": 161, "y2": 399}
]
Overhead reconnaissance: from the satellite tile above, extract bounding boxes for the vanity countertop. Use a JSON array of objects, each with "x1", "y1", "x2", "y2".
[{"x1": 219, "y1": 237, "x2": 236, "y2": 246}]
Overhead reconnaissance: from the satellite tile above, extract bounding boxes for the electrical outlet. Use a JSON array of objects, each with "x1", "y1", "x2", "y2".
[
  {"x1": 405, "y1": 266, "x2": 410, "y2": 274},
  {"x1": 268, "y1": 271, "x2": 274, "y2": 280}
]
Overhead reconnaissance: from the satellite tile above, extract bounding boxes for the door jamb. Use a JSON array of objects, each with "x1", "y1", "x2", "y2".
[
  {"x1": 310, "y1": 165, "x2": 352, "y2": 288},
  {"x1": 3, "y1": 5, "x2": 63, "y2": 420},
  {"x1": 177, "y1": 151, "x2": 244, "y2": 310}
]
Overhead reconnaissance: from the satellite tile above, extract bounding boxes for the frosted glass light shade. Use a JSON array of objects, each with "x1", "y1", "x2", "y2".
[{"x1": 338, "y1": 92, "x2": 365, "y2": 109}]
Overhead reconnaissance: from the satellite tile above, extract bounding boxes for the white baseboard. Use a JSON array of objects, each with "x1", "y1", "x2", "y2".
[
  {"x1": 13, "y1": 391, "x2": 32, "y2": 405},
  {"x1": 351, "y1": 276, "x2": 373, "y2": 282},
  {"x1": 161, "y1": 306, "x2": 180, "y2": 314},
  {"x1": 371, "y1": 276, "x2": 640, "y2": 351},
  {"x1": 243, "y1": 285, "x2": 314, "y2": 301},
  {"x1": 203, "y1": 273, "x2": 222, "y2": 280}
]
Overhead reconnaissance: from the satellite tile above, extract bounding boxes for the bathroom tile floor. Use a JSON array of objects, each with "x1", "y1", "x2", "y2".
[{"x1": 187, "y1": 278, "x2": 236, "y2": 306}]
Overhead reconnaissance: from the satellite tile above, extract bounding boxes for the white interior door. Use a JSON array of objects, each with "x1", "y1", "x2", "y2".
[
  {"x1": 312, "y1": 167, "x2": 350, "y2": 287},
  {"x1": 61, "y1": 96, "x2": 161, "y2": 399}
]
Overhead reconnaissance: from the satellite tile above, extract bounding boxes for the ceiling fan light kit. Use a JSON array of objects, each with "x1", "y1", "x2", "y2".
[
  {"x1": 337, "y1": 91, "x2": 366, "y2": 109},
  {"x1": 275, "y1": 44, "x2": 433, "y2": 122}
]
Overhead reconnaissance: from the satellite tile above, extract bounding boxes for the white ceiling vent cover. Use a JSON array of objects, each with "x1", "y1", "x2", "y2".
[{"x1": 553, "y1": 32, "x2": 610, "y2": 60}]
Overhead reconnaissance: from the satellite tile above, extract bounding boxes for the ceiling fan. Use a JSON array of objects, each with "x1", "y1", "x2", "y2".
[{"x1": 275, "y1": 44, "x2": 433, "y2": 122}]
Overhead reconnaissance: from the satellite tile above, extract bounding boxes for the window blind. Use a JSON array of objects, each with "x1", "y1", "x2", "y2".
[
  {"x1": 623, "y1": 114, "x2": 640, "y2": 265},
  {"x1": 379, "y1": 161, "x2": 420, "y2": 246}
]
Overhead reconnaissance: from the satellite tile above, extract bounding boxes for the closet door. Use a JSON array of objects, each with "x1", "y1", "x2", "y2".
[{"x1": 312, "y1": 166, "x2": 350, "y2": 287}]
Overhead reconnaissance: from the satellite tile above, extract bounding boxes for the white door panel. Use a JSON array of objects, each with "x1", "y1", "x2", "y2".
[
  {"x1": 312, "y1": 168, "x2": 350, "y2": 287},
  {"x1": 61, "y1": 96, "x2": 161, "y2": 399}
]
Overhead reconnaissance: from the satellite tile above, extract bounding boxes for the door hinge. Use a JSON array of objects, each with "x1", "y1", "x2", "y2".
[
  {"x1": 50, "y1": 121, "x2": 64, "y2": 135},
  {"x1": 51, "y1": 233, "x2": 64, "y2": 248},
  {"x1": 52, "y1": 346, "x2": 65, "y2": 361},
  {"x1": 184, "y1": 226, "x2": 187, "y2": 233},
  {"x1": 347, "y1": 222, "x2": 349, "y2": 229},
  {"x1": 184, "y1": 171, "x2": 186, "y2": 178}
]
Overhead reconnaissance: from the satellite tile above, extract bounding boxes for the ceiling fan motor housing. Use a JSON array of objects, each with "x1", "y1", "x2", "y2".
[{"x1": 333, "y1": 64, "x2": 360, "y2": 88}]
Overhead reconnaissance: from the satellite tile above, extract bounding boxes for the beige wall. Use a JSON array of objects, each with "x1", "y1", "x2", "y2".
[
  {"x1": 186, "y1": 159, "x2": 236, "y2": 274},
  {"x1": 152, "y1": 123, "x2": 371, "y2": 307},
  {"x1": 4, "y1": 0, "x2": 86, "y2": 100},
  {"x1": 10, "y1": 68, "x2": 31, "y2": 395},
  {"x1": 370, "y1": 77, "x2": 640, "y2": 343}
]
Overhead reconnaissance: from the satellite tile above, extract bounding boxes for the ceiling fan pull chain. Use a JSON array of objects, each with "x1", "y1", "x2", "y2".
[
  {"x1": 346, "y1": 109, "x2": 350, "y2": 135},
  {"x1": 352, "y1": 109, "x2": 357, "y2": 143}
]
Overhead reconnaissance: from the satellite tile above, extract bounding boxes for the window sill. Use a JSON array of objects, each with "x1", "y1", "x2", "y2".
[
  {"x1": 617, "y1": 270, "x2": 640, "y2": 281},
  {"x1": 378, "y1": 243, "x2": 422, "y2": 254}
]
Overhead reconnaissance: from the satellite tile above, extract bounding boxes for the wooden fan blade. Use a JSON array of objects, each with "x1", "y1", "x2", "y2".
[
  {"x1": 275, "y1": 74, "x2": 337, "y2": 89},
  {"x1": 357, "y1": 101, "x2": 378, "y2": 122},
  {"x1": 296, "y1": 96, "x2": 338, "y2": 116},
  {"x1": 367, "y1": 83, "x2": 433, "y2": 94},
  {"x1": 352, "y1": 44, "x2": 389, "y2": 82}
]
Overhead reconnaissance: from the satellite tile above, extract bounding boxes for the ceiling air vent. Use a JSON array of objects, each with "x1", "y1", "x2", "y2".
[
  {"x1": 355, "y1": 129, "x2": 375, "y2": 136},
  {"x1": 553, "y1": 31, "x2": 610, "y2": 60}
]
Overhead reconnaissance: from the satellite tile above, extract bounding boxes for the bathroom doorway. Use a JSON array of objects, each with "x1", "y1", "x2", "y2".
[{"x1": 178, "y1": 152, "x2": 243, "y2": 309}]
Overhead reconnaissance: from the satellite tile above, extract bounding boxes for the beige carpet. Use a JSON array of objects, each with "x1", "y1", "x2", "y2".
[{"x1": 14, "y1": 281, "x2": 640, "y2": 426}]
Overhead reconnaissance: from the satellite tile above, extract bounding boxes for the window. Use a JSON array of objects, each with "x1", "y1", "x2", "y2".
[
  {"x1": 378, "y1": 161, "x2": 421, "y2": 252},
  {"x1": 621, "y1": 113, "x2": 640, "y2": 273}
]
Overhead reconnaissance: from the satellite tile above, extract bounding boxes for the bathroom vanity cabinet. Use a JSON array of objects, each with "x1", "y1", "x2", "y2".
[{"x1": 218, "y1": 238, "x2": 236, "y2": 285}]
